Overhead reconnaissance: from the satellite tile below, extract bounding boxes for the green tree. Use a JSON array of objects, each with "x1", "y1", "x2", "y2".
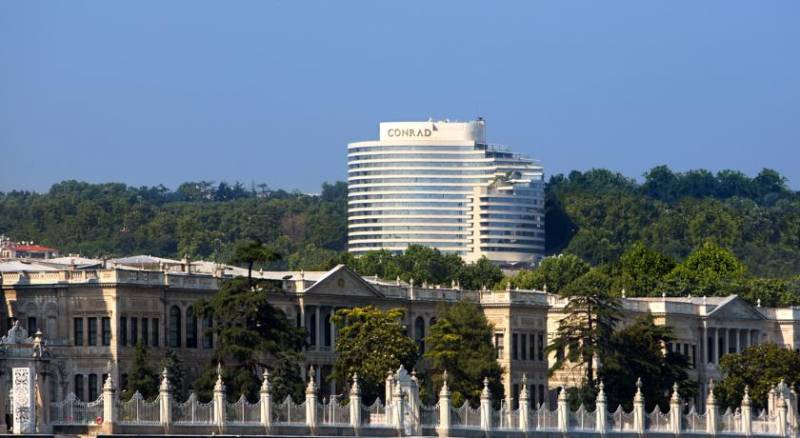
[
  {"x1": 458, "y1": 257, "x2": 503, "y2": 290},
  {"x1": 617, "y1": 242, "x2": 675, "y2": 296},
  {"x1": 195, "y1": 276, "x2": 306, "y2": 401},
  {"x1": 663, "y1": 240, "x2": 747, "y2": 296},
  {"x1": 232, "y1": 239, "x2": 281, "y2": 285},
  {"x1": 331, "y1": 306, "x2": 419, "y2": 403},
  {"x1": 716, "y1": 343, "x2": 800, "y2": 410},
  {"x1": 424, "y1": 302, "x2": 505, "y2": 408},
  {"x1": 600, "y1": 315, "x2": 696, "y2": 410},
  {"x1": 122, "y1": 341, "x2": 159, "y2": 401},
  {"x1": 547, "y1": 268, "x2": 621, "y2": 388},
  {"x1": 161, "y1": 349, "x2": 188, "y2": 400},
  {"x1": 504, "y1": 254, "x2": 590, "y2": 293}
]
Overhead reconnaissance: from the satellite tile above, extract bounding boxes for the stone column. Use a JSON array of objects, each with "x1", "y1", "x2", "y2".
[
  {"x1": 706, "y1": 380, "x2": 718, "y2": 435},
  {"x1": 437, "y1": 373, "x2": 450, "y2": 438},
  {"x1": 11, "y1": 367, "x2": 35, "y2": 434},
  {"x1": 384, "y1": 370, "x2": 395, "y2": 422},
  {"x1": 480, "y1": 378, "x2": 492, "y2": 432},
  {"x1": 393, "y1": 380, "x2": 405, "y2": 432},
  {"x1": 260, "y1": 370, "x2": 272, "y2": 431},
  {"x1": 518, "y1": 375, "x2": 530, "y2": 431},
  {"x1": 703, "y1": 323, "x2": 709, "y2": 365},
  {"x1": 633, "y1": 378, "x2": 645, "y2": 435},
  {"x1": 315, "y1": 307, "x2": 321, "y2": 351},
  {"x1": 159, "y1": 368, "x2": 172, "y2": 431},
  {"x1": 101, "y1": 375, "x2": 116, "y2": 434},
  {"x1": 741, "y1": 385, "x2": 752, "y2": 437},
  {"x1": 596, "y1": 381, "x2": 608, "y2": 434},
  {"x1": 350, "y1": 373, "x2": 362, "y2": 430},
  {"x1": 670, "y1": 382, "x2": 681, "y2": 435},
  {"x1": 305, "y1": 367, "x2": 318, "y2": 432},
  {"x1": 736, "y1": 329, "x2": 741, "y2": 353},
  {"x1": 213, "y1": 366, "x2": 226, "y2": 432}
]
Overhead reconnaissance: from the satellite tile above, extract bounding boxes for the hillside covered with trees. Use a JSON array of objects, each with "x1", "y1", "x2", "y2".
[{"x1": 1, "y1": 166, "x2": 798, "y2": 303}]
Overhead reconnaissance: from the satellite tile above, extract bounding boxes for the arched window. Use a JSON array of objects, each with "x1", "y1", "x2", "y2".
[
  {"x1": 203, "y1": 311, "x2": 213, "y2": 349},
  {"x1": 168, "y1": 306, "x2": 181, "y2": 348},
  {"x1": 414, "y1": 316, "x2": 425, "y2": 352},
  {"x1": 74, "y1": 375, "x2": 84, "y2": 401},
  {"x1": 186, "y1": 306, "x2": 197, "y2": 348}
]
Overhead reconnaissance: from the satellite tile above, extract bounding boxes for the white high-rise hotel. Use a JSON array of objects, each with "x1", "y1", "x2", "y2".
[{"x1": 347, "y1": 119, "x2": 545, "y2": 266}]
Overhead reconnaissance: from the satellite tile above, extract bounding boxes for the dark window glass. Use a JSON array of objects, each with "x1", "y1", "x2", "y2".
[
  {"x1": 152, "y1": 318, "x2": 160, "y2": 347},
  {"x1": 74, "y1": 318, "x2": 84, "y2": 346},
  {"x1": 131, "y1": 317, "x2": 138, "y2": 345},
  {"x1": 27, "y1": 317, "x2": 37, "y2": 333},
  {"x1": 120, "y1": 374, "x2": 128, "y2": 392},
  {"x1": 142, "y1": 317, "x2": 149, "y2": 347},
  {"x1": 202, "y1": 313, "x2": 213, "y2": 349},
  {"x1": 520, "y1": 334, "x2": 527, "y2": 360},
  {"x1": 414, "y1": 316, "x2": 425, "y2": 352},
  {"x1": 88, "y1": 374, "x2": 98, "y2": 401},
  {"x1": 120, "y1": 317, "x2": 128, "y2": 346},
  {"x1": 537, "y1": 333, "x2": 544, "y2": 361},
  {"x1": 168, "y1": 306, "x2": 181, "y2": 348},
  {"x1": 512, "y1": 384, "x2": 520, "y2": 409},
  {"x1": 494, "y1": 333, "x2": 504, "y2": 359},
  {"x1": 87, "y1": 317, "x2": 97, "y2": 346},
  {"x1": 101, "y1": 317, "x2": 111, "y2": 346},
  {"x1": 308, "y1": 311, "x2": 317, "y2": 346},
  {"x1": 512, "y1": 333, "x2": 518, "y2": 360},
  {"x1": 75, "y1": 375, "x2": 85, "y2": 401},
  {"x1": 323, "y1": 310, "x2": 332, "y2": 348},
  {"x1": 186, "y1": 307, "x2": 197, "y2": 348},
  {"x1": 529, "y1": 334, "x2": 536, "y2": 362}
]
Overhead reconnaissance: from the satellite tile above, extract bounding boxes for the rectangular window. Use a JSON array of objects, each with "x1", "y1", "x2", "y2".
[
  {"x1": 87, "y1": 317, "x2": 97, "y2": 346},
  {"x1": 120, "y1": 317, "x2": 128, "y2": 347},
  {"x1": 131, "y1": 317, "x2": 139, "y2": 346},
  {"x1": 324, "y1": 311, "x2": 332, "y2": 347},
  {"x1": 512, "y1": 384, "x2": 520, "y2": 409},
  {"x1": 520, "y1": 334, "x2": 528, "y2": 360},
  {"x1": 512, "y1": 333, "x2": 519, "y2": 360},
  {"x1": 74, "y1": 318, "x2": 84, "y2": 346},
  {"x1": 494, "y1": 333, "x2": 504, "y2": 359},
  {"x1": 88, "y1": 374, "x2": 98, "y2": 401},
  {"x1": 152, "y1": 318, "x2": 159, "y2": 347},
  {"x1": 101, "y1": 317, "x2": 111, "y2": 346},
  {"x1": 75, "y1": 375, "x2": 85, "y2": 401},
  {"x1": 202, "y1": 315, "x2": 213, "y2": 349},
  {"x1": 142, "y1": 317, "x2": 149, "y2": 347},
  {"x1": 529, "y1": 334, "x2": 536, "y2": 362},
  {"x1": 27, "y1": 317, "x2": 37, "y2": 333},
  {"x1": 537, "y1": 333, "x2": 544, "y2": 361},
  {"x1": 691, "y1": 345, "x2": 697, "y2": 368}
]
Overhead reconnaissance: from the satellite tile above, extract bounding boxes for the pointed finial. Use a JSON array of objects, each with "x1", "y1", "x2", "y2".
[
  {"x1": 481, "y1": 377, "x2": 491, "y2": 399},
  {"x1": 634, "y1": 377, "x2": 643, "y2": 402},
  {"x1": 543, "y1": 283, "x2": 548, "y2": 293},
  {"x1": 411, "y1": 369, "x2": 418, "y2": 384},
  {"x1": 707, "y1": 379, "x2": 716, "y2": 404},
  {"x1": 662, "y1": 291, "x2": 666, "y2": 299},
  {"x1": 306, "y1": 366, "x2": 317, "y2": 394},
  {"x1": 216, "y1": 361, "x2": 222, "y2": 376},
  {"x1": 103, "y1": 374, "x2": 115, "y2": 391},
  {"x1": 160, "y1": 367, "x2": 170, "y2": 391},
  {"x1": 636, "y1": 377, "x2": 642, "y2": 391},
  {"x1": 757, "y1": 298, "x2": 762, "y2": 308},
  {"x1": 597, "y1": 380, "x2": 606, "y2": 402},
  {"x1": 397, "y1": 276, "x2": 401, "y2": 285},
  {"x1": 671, "y1": 382, "x2": 680, "y2": 402},
  {"x1": 439, "y1": 371, "x2": 450, "y2": 397},
  {"x1": 261, "y1": 369, "x2": 271, "y2": 393},
  {"x1": 521, "y1": 373, "x2": 528, "y2": 386},
  {"x1": 621, "y1": 288, "x2": 626, "y2": 298}
]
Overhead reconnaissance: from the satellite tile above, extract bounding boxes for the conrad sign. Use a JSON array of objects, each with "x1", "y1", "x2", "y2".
[{"x1": 386, "y1": 128, "x2": 433, "y2": 138}]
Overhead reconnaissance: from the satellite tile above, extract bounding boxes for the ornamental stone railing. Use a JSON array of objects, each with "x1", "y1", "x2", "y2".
[{"x1": 46, "y1": 369, "x2": 795, "y2": 437}]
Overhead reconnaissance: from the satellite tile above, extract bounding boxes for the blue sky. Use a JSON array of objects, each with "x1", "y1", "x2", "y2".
[{"x1": 1, "y1": 1, "x2": 798, "y2": 192}]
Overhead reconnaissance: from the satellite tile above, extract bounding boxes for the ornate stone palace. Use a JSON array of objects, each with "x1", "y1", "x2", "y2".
[{"x1": 1, "y1": 254, "x2": 800, "y2": 430}]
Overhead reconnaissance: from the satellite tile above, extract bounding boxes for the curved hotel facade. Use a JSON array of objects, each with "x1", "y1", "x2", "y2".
[{"x1": 347, "y1": 120, "x2": 545, "y2": 266}]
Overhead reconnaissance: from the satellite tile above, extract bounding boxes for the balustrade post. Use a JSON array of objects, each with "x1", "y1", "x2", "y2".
[
  {"x1": 260, "y1": 370, "x2": 272, "y2": 431},
  {"x1": 213, "y1": 365, "x2": 226, "y2": 432},
  {"x1": 480, "y1": 378, "x2": 492, "y2": 432},
  {"x1": 634, "y1": 378, "x2": 645, "y2": 434},
  {"x1": 350, "y1": 373, "x2": 362, "y2": 430},
  {"x1": 159, "y1": 368, "x2": 172, "y2": 431},
  {"x1": 101, "y1": 375, "x2": 116, "y2": 434},
  {"x1": 596, "y1": 381, "x2": 607, "y2": 434},
  {"x1": 557, "y1": 387, "x2": 568, "y2": 433},
  {"x1": 385, "y1": 370, "x2": 395, "y2": 424},
  {"x1": 777, "y1": 394, "x2": 787, "y2": 438},
  {"x1": 669, "y1": 382, "x2": 682, "y2": 435},
  {"x1": 306, "y1": 366, "x2": 318, "y2": 432},
  {"x1": 437, "y1": 372, "x2": 451, "y2": 438},
  {"x1": 519, "y1": 374, "x2": 530, "y2": 432},
  {"x1": 706, "y1": 380, "x2": 718, "y2": 436},
  {"x1": 409, "y1": 370, "x2": 421, "y2": 435},
  {"x1": 741, "y1": 385, "x2": 752, "y2": 436},
  {"x1": 393, "y1": 380, "x2": 405, "y2": 432}
]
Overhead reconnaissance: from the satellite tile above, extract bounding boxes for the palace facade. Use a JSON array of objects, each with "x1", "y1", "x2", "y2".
[{"x1": 1, "y1": 256, "x2": 799, "y2": 410}]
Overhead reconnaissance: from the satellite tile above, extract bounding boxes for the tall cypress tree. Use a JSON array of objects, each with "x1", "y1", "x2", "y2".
[{"x1": 122, "y1": 340, "x2": 159, "y2": 401}]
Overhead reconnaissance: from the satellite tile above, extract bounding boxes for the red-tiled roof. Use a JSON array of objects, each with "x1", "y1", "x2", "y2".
[{"x1": 12, "y1": 244, "x2": 57, "y2": 252}]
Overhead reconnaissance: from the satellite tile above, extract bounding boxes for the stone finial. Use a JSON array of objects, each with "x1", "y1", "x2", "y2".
[
  {"x1": 597, "y1": 380, "x2": 606, "y2": 401},
  {"x1": 216, "y1": 361, "x2": 222, "y2": 376},
  {"x1": 411, "y1": 369, "x2": 418, "y2": 384},
  {"x1": 306, "y1": 366, "x2": 317, "y2": 394},
  {"x1": 634, "y1": 377, "x2": 643, "y2": 402},
  {"x1": 558, "y1": 386, "x2": 566, "y2": 401},
  {"x1": 214, "y1": 365, "x2": 225, "y2": 392},
  {"x1": 707, "y1": 379, "x2": 716, "y2": 404},
  {"x1": 742, "y1": 385, "x2": 751, "y2": 406},
  {"x1": 439, "y1": 371, "x2": 450, "y2": 397},
  {"x1": 621, "y1": 288, "x2": 626, "y2": 298},
  {"x1": 481, "y1": 377, "x2": 491, "y2": 399},
  {"x1": 506, "y1": 282, "x2": 511, "y2": 292},
  {"x1": 662, "y1": 291, "x2": 667, "y2": 299},
  {"x1": 521, "y1": 373, "x2": 528, "y2": 387},
  {"x1": 451, "y1": 279, "x2": 456, "y2": 289},
  {"x1": 757, "y1": 298, "x2": 762, "y2": 308},
  {"x1": 703, "y1": 295, "x2": 707, "y2": 305},
  {"x1": 261, "y1": 369, "x2": 271, "y2": 392},
  {"x1": 103, "y1": 374, "x2": 115, "y2": 391},
  {"x1": 160, "y1": 367, "x2": 170, "y2": 391},
  {"x1": 410, "y1": 278, "x2": 414, "y2": 287},
  {"x1": 671, "y1": 382, "x2": 680, "y2": 402},
  {"x1": 396, "y1": 276, "x2": 401, "y2": 285},
  {"x1": 350, "y1": 372, "x2": 361, "y2": 396}
]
